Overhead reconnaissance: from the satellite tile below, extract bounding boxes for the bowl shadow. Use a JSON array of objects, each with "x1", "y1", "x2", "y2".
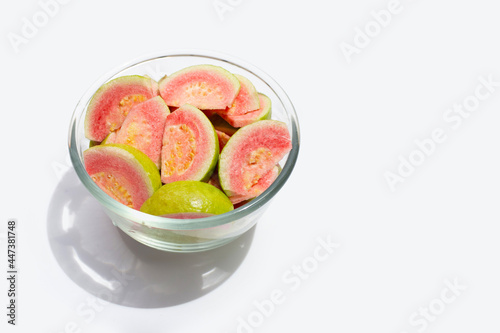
[{"x1": 47, "y1": 168, "x2": 255, "y2": 308}]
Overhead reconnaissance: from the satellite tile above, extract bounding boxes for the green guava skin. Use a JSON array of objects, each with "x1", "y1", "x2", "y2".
[{"x1": 140, "y1": 180, "x2": 234, "y2": 216}]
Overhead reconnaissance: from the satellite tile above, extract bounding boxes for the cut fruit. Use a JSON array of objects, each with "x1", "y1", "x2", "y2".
[
  {"x1": 140, "y1": 181, "x2": 233, "y2": 216},
  {"x1": 227, "y1": 164, "x2": 281, "y2": 204},
  {"x1": 215, "y1": 130, "x2": 231, "y2": 151},
  {"x1": 107, "y1": 96, "x2": 170, "y2": 168},
  {"x1": 158, "y1": 64, "x2": 240, "y2": 110},
  {"x1": 84, "y1": 75, "x2": 158, "y2": 142},
  {"x1": 160, "y1": 104, "x2": 219, "y2": 184},
  {"x1": 219, "y1": 120, "x2": 291, "y2": 200},
  {"x1": 101, "y1": 131, "x2": 117, "y2": 145},
  {"x1": 84, "y1": 144, "x2": 162, "y2": 210},
  {"x1": 216, "y1": 74, "x2": 260, "y2": 117},
  {"x1": 220, "y1": 93, "x2": 272, "y2": 128}
]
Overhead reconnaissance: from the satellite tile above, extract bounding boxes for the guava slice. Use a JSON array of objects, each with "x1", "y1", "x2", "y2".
[
  {"x1": 227, "y1": 164, "x2": 281, "y2": 204},
  {"x1": 84, "y1": 144, "x2": 162, "y2": 210},
  {"x1": 160, "y1": 104, "x2": 219, "y2": 184},
  {"x1": 215, "y1": 130, "x2": 231, "y2": 150},
  {"x1": 158, "y1": 64, "x2": 240, "y2": 110},
  {"x1": 219, "y1": 120, "x2": 291, "y2": 200},
  {"x1": 107, "y1": 96, "x2": 170, "y2": 168},
  {"x1": 219, "y1": 93, "x2": 272, "y2": 128},
  {"x1": 140, "y1": 181, "x2": 233, "y2": 216},
  {"x1": 101, "y1": 131, "x2": 117, "y2": 145},
  {"x1": 216, "y1": 74, "x2": 260, "y2": 117},
  {"x1": 84, "y1": 75, "x2": 159, "y2": 142}
]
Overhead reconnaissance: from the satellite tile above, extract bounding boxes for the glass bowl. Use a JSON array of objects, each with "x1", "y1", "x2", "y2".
[{"x1": 68, "y1": 50, "x2": 300, "y2": 252}]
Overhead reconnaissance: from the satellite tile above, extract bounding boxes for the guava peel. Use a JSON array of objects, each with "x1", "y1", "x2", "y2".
[{"x1": 140, "y1": 181, "x2": 233, "y2": 216}]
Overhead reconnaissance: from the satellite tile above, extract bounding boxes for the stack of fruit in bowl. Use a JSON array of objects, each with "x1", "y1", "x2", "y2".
[{"x1": 83, "y1": 64, "x2": 292, "y2": 218}]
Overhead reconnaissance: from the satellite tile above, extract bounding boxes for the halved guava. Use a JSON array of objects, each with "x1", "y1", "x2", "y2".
[
  {"x1": 215, "y1": 74, "x2": 260, "y2": 117},
  {"x1": 84, "y1": 143, "x2": 161, "y2": 210},
  {"x1": 158, "y1": 64, "x2": 240, "y2": 110},
  {"x1": 160, "y1": 104, "x2": 219, "y2": 184},
  {"x1": 106, "y1": 96, "x2": 170, "y2": 168},
  {"x1": 220, "y1": 93, "x2": 272, "y2": 128},
  {"x1": 101, "y1": 131, "x2": 117, "y2": 145},
  {"x1": 227, "y1": 164, "x2": 281, "y2": 204},
  {"x1": 215, "y1": 130, "x2": 231, "y2": 151},
  {"x1": 84, "y1": 75, "x2": 159, "y2": 142},
  {"x1": 218, "y1": 120, "x2": 291, "y2": 200}
]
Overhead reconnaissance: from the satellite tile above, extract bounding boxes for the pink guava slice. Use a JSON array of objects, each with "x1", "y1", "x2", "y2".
[
  {"x1": 227, "y1": 164, "x2": 281, "y2": 204},
  {"x1": 219, "y1": 93, "x2": 272, "y2": 128},
  {"x1": 218, "y1": 120, "x2": 292, "y2": 200},
  {"x1": 101, "y1": 131, "x2": 117, "y2": 145},
  {"x1": 84, "y1": 75, "x2": 159, "y2": 142},
  {"x1": 215, "y1": 130, "x2": 231, "y2": 151},
  {"x1": 159, "y1": 64, "x2": 241, "y2": 110},
  {"x1": 160, "y1": 104, "x2": 219, "y2": 184},
  {"x1": 105, "y1": 96, "x2": 170, "y2": 168},
  {"x1": 215, "y1": 74, "x2": 260, "y2": 117},
  {"x1": 84, "y1": 144, "x2": 162, "y2": 210}
]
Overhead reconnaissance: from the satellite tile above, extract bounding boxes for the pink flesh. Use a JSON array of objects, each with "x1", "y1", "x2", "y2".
[
  {"x1": 228, "y1": 165, "x2": 280, "y2": 204},
  {"x1": 88, "y1": 84, "x2": 157, "y2": 142},
  {"x1": 223, "y1": 122, "x2": 291, "y2": 197},
  {"x1": 84, "y1": 147, "x2": 152, "y2": 210},
  {"x1": 215, "y1": 77, "x2": 259, "y2": 117},
  {"x1": 112, "y1": 97, "x2": 169, "y2": 168},
  {"x1": 160, "y1": 70, "x2": 238, "y2": 110},
  {"x1": 215, "y1": 130, "x2": 231, "y2": 150},
  {"x1": 160, "y1": 106, "x2": 215, "y2": 183},
  {"x1": 104, "y1": 131, "x2": 117, "y2": 144},
  {"x1": 220, "y1": 94, "x2": 270, "y2": 127}
]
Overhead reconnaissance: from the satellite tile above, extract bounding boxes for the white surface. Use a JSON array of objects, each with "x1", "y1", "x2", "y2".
[{"x1": 1, "y1": 0, "x2": 500, "y2": 332}]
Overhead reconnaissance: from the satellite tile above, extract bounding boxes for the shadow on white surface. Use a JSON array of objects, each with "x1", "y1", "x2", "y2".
[{"x1": 47, "y1": 169, "x2": 255, "y2": 308}]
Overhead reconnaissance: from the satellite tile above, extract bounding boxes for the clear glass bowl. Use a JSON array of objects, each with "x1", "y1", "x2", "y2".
[{"x1": 68, "y1": 50, "x2": 300, "y2": 252}]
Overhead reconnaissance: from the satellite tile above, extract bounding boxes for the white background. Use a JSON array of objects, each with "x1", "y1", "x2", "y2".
[{"x1": 1, "y1": 0, "x2": 500, "y2": 332}]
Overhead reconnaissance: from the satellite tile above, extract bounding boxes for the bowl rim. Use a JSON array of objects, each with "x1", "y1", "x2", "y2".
[{"x1": 68, "y1": 49, "x2": 300, "y2": 231}]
